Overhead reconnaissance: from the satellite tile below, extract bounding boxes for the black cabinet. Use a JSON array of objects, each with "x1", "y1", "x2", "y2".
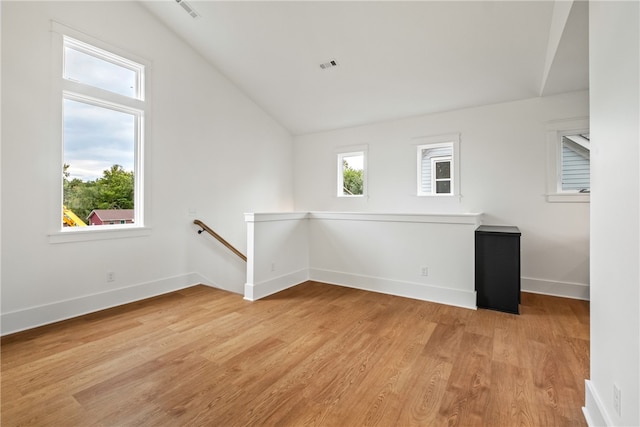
[{"x1": 475, "y1": 225, "x2": 521, "y2": 314}]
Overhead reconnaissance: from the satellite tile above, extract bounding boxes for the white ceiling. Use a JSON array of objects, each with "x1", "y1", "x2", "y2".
[{"x1": 141, "y1": 1, "x2": 589, "y2": 135}]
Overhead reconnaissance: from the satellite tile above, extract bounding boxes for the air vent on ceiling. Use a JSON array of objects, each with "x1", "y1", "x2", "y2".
[
  {"x1": 175, "y1": 0, "x2": 201, "y2": 19},
  {"x1": 319, "y1": 60, "x2": 338, "y2": 70}
]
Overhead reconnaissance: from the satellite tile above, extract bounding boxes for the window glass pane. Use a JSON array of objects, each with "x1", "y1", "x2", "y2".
[
  {"x1": 341, "y1": 153, "x2": 364, "y2": 196},
  {"x1": 63, "y1": 98, "x2": 136, "y2": 227},
  {"x1": 419, "y1": 145, "x2": 452, "y2": 194},
  {"x1": 435, "y1": 161, "x2": 450, "y2": 179},
  {"x1": 64, "y1": 46, "x2": 138, "y2": 98},
  {"x1": 561, "y1": 135, "x2": 590, "y2": 192},
  {"x1": 436, "y1": 181, "x2": 451, "y2": 194}
]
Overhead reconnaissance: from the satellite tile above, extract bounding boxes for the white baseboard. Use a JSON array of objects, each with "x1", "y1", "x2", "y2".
[
  {"x1": 583, "y1": 380, "x2": 612, "y2": 427},
  {"x1": 309, "y1": 268, "x2": 477, "y2": 310},
  {"x1": 244, "y1": 268, "x2": 309, "y2": 301},
  {"x1": 1, "y1": 273, "x2": 207, "y2": 336},
  {"x1": 521, "y1": 277, "x2": 590, "y2": 300},
  {"x1": 3, "y1": 272, "x2": 586, "y2": 336}
]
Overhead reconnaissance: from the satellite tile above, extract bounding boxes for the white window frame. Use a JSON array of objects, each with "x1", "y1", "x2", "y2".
[
  {"x1": 431, "y1": 155, "x2": 453, "y2": 194},
  {"x1": 546, "y1": 118, "x2": 590, "y2": 203},
  {"x1": 336, "y1": 145, "x2": 368, "y2": 198},
  {"x1": 48, "y1": 22, "x2": 152, "y2": 243},
  {"x1": 415, "y1": 134, "x2": 460, "y2": 198},
  {"x1": 63, "y1": 37, "x2": 145, "y2": 100}
]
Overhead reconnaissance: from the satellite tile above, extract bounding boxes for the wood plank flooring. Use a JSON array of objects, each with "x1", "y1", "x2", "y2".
[{"x1": 1, "y1": 281, "x2": 589, "y2": 426}]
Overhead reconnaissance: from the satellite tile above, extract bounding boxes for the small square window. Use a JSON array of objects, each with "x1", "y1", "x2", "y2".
[
  {"x1": 545, "y1": 118, "x2": 590, "y2": 202},
  {"x1": 416, "y1": 138, "x2": 458, "y2": 196}
]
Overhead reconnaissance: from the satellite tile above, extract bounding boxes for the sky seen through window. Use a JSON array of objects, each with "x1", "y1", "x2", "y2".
[{"x1": 63, "y1": 43, "x2": 139, "y2": 182}]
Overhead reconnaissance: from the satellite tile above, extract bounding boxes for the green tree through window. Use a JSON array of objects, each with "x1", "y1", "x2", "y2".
[
  {"x1": 63, "y1": 164, "x2": 134, "y2": 222},
  {"x1": 343, "y1": 159, "x2": 363, "y2": 195},
  {"x1": 59, "y1": 33, "x2": 145, "y2": 230}
]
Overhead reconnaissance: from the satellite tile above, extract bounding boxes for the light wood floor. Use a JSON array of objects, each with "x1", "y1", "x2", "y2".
[{"x1": 1, "y1": 281, "x2": 589, "y2": 426}]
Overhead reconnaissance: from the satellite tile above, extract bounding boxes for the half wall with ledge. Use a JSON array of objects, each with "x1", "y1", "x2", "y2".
[{"x1": 245, "y1": 211, "x2": 483, "y2": 309}]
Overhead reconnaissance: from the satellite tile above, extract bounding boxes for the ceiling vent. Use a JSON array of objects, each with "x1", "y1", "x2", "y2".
[
  {"x1": 175, "y1": 0, "x2": 201, "y2": 19},
  {"x1": 319, "y1": 60, "x2": 338, "y2": 70}
]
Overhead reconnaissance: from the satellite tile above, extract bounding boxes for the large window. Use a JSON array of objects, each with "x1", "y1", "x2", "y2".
[
  {"x1": 59, "y1": 34, "x2": 146, "y2": 230},
  {"x1": 416, "y1": 134, "x2": 460, "y2": 197},
  {"x1": 337, "y1": 147, "x2": 367, "y2": 197}
]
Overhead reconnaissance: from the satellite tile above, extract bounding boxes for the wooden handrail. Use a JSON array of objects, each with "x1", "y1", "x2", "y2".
[{"x1": 193, "y1": 219, "x2": 247, "y2": 262}]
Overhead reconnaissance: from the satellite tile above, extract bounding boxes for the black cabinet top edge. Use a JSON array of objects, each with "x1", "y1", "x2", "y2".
[{"x1": 476, "y1": 225, "x2": 521, "y2": 235}]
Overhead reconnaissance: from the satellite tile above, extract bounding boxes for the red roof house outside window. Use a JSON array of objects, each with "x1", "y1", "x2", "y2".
[{"x1": 87, "y1": 209, "x2": 135, "y2": 226}]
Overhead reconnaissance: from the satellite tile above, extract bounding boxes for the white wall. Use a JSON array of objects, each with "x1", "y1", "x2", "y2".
[
  {"x1": 244, "y1": 212, "x2": 310, "y2": 301},
  {"x1": 0, "y1": 1, "x2": 293, "y2": 334},
  {"x1": 294, "y1": 91, "x2": 590, "y2": 299},
  {"x1": 307, "y1": 212, "x2": 481, "y2": 308},
  {"x1": 585, "y1": 2, "x2": 640, "y2": 426},
  {"x1": 244, "y1": 211, "x2": 481, "y2": 308}
]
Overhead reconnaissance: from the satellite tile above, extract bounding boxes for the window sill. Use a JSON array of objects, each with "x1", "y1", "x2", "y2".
[
  {"x1": 417, "y1": 193, "x2": 462, "y2": 201},
  {"x1": 546, "y1": 193, "x2": 590, "y2": 203},
  {"x1": 48, "y1": 226, "x2": 152, "y2": 244}
]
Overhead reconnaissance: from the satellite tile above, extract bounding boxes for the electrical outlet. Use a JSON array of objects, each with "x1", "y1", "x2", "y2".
[
  {"x1": 613, "y1": 384, "x2": 621, "y2": 416},
  {"x1": 271, "y1": 263, "x2": 276, "y2": 272},
  {"x1": 106, "y1": 271, "x2": 115, "y2": 283},
  {"x1": 421, "y1": 267, "x2": 428, "y2": 276}
]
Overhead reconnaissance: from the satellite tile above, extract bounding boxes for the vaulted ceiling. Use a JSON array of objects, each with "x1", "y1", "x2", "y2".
[{"x1": 142, "y1": 1, "x2": 588, "y2": 135}]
